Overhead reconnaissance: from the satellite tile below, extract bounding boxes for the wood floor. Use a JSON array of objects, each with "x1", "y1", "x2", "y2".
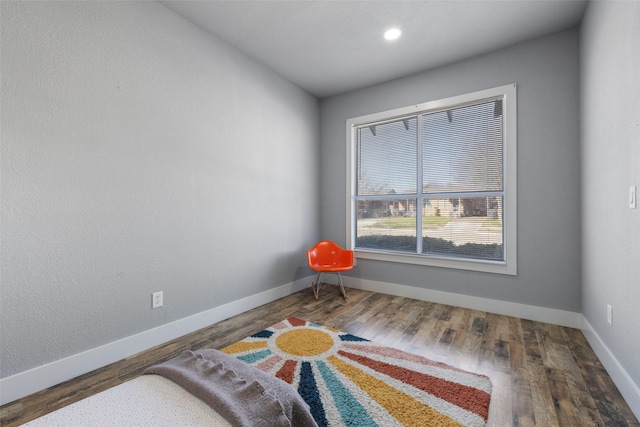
[{"x1": 1, "y1": 287, "x2": 638, "y2": 426}]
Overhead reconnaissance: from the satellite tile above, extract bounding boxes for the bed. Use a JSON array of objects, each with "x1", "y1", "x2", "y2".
[
  {"x1": 23, "y1": 349, "x2": 317, "y2": 427},
  {"x1": 23, "y1": 374, "x2": 232, "y2": 426}
]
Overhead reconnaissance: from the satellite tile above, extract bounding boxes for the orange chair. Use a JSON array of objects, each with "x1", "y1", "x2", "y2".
[{"x1": 307, "y1": 240, "x2": 354, "y2": 300}]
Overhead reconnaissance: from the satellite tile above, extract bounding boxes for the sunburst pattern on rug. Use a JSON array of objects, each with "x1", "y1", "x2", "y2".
[{"x1": 221, "y1": 317, "x2": 492, "y2": 427}]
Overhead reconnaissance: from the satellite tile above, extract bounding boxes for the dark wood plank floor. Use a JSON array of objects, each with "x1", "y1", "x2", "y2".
[{"x1": 1, "y1": 287, "x2": 638, "y2": 426}]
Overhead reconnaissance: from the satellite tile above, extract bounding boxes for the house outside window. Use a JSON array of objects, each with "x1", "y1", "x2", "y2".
[{"x1": 346, "y1": 84, "x2": 517, "y2": 275}]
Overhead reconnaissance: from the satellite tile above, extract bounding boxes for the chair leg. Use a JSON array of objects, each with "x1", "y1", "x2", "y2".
[
  {"x1": 336, "y1": 273, "x2": 349, "y2": 299},
  {"x1": 312, "y1": 272, "x2": 323, "y2": 299}
]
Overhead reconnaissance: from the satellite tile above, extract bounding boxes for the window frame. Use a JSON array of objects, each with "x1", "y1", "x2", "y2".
[{"x1": 346, "y1": 84, "x2": 517, "y2": 275}]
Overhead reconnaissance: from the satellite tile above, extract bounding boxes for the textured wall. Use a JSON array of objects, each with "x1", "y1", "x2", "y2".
[
  {"x1": 581, "y1": 1, "x2": 640, "y2": 387},
  {"x1": 0, "y1": 1, "x2": 319, "y2": 378},
  {"x1": 320, "y1": 29, "x2": 582, "y2": 312}
]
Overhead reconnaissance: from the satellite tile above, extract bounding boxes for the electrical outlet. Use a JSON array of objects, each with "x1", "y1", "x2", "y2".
[
  {"x1": 152, "y1": 291, "x2": 163, "y2": 309},
  {"x1": 607, "y1": 304, "x2": 613, "y2": 326}
]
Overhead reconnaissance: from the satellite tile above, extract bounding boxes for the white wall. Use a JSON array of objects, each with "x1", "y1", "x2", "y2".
[
  {"x1": 580, "y1": 0, "x2": 640, "y2": 403},
  {"x1": 320, "y1": 29, "x2": 582, "y2": 313},
  {"x1": 0, "y1": 1, "x2": 319, "y2": 380}
]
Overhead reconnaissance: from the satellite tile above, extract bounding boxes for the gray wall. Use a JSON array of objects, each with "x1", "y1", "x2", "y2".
[
  {"x1": 320, "y1": 29, "x2": 582, "y2": 312},
  {"x1": 581, "y1": 1, "x2": 640, "y2": 387},
  {"x1": 0, "y1": 1, "x2": 319, "y2": 378},
  {"x1": 4, "y1": 0, "x2": 637, "y2": 399}
]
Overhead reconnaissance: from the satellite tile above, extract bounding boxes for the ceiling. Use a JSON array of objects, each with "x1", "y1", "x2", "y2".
[{"x1": 160, "y1": 0, "x2": 588, "y2": 98}]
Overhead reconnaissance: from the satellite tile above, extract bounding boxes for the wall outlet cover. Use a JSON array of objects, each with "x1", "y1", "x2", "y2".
[{"x1": 152, "y1": 291, "x2": 163, "y2": 309}]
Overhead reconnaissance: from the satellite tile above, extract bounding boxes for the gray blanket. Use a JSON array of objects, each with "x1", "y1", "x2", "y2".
[{"x1": 144, "y1": 349, "x2": 317, "y2": 427}]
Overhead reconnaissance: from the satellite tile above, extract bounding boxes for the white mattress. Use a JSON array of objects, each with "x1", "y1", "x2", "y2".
[{"x1": 23, "y1": 374, "x2": 231, "y2": 426}]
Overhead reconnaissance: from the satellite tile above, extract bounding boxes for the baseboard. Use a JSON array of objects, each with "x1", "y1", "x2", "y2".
[
  {"x1": 581, "y1": 317, "x2": 640, "y2": 420},
  {"x1": 345, "y1": 277, "x2": 640, "y2": 418},
  {"x1": 5, "y1": 275, "x2": 633, "y2": 418},
  {"x1": 343, "y1": 277, "x2": 582, "y2": 328},
  {"x1": 0, "y1": 278, "x2": 311, "y2": 406}
]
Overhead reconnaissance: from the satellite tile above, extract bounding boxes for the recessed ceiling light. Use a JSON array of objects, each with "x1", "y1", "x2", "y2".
[{"x1": 384, "y1": 28, "x2": 402, "y2": 41}]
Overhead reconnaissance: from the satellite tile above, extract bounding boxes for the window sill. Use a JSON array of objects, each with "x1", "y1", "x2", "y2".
[{"x1": 354, "y1": 249, "x2": 517, "y2": 276}]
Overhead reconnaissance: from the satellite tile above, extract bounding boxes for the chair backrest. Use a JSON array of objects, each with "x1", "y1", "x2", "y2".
[{"x1": 307, "y1": 240, "x2": 354, "y2": 268}]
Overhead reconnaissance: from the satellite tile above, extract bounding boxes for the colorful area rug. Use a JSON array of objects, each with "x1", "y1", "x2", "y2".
[{"x1": 221, "y1": 317, "x2": 492, "y2": 427}]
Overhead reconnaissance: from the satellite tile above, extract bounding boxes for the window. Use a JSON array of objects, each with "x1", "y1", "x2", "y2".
[{"x1": 346, "y1": 84, "x2": 517, "y2": 275}]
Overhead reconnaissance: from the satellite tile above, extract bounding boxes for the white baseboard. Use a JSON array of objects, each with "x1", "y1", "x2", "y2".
[
  {"x1": 346, "y1": 277, "x2": 639, "y2": 419},
  {"x1": 343, "y1": 277, "x2": 582, "y2": 328},
  {"x1": 0, "y1": 278, "x2": 311, "y2": 406},
  {"x1": 581, "y1": 317, "x2": 640, "y2": 420},
  {"x1": 6, "y1": 275, "x2": 637, "y2": 423}
]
